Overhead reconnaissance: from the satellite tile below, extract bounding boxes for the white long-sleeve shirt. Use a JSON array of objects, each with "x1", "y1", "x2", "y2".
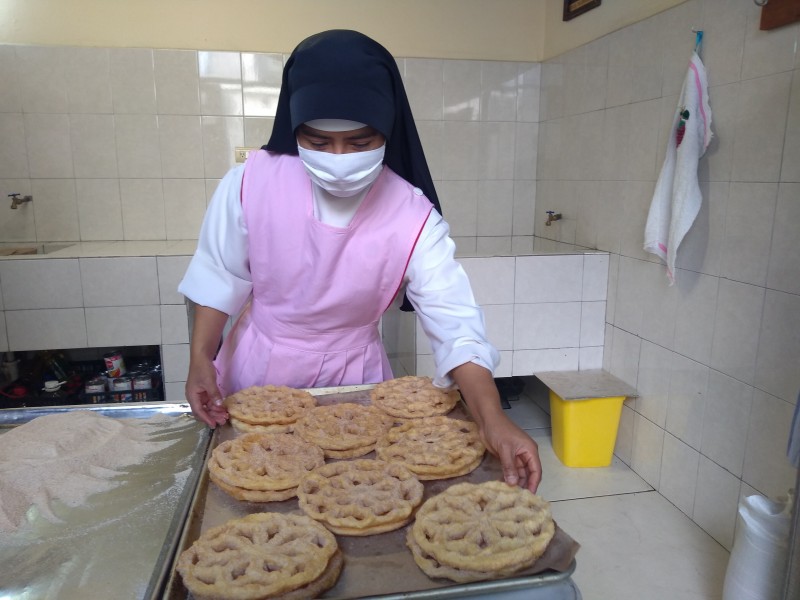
[{"x1": 178, "y1": 164, "x2": 499, "y2": 387}]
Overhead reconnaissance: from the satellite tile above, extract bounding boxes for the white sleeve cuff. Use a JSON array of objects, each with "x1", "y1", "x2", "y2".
[
  {"x1": 432, "y1": 339, "x2": 500, "y2": 388},
  {"x1": 178, "y1": 253, "x2": 252, "y2": 315}
]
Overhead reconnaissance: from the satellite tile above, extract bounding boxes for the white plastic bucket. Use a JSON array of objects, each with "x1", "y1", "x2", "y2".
[{"x1": 722, "y1": 492, "x2": 793, "y2": 600}]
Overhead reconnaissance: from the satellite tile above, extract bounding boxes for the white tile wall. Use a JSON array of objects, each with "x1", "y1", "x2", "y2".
[
  {"x1": 110, "y1": 48, "x2": 157, "y2": 114},
  {"x1": 86, "y1": 305, "x2": 161, "y2": 346},
  {"x1": 631, "y1": 413, "x2": 664, "y2": 489},
  {"x1": 767, "y1": 183, "x2": 800, "y2": 294},
  {"x1": 0, "y1": 259, "x2": 83, "y2": 309},
  {"x1": 6, "y1": 308, "x2": 88, "y2": 350},
  {"x1": 660, "y1": 432, "x2": 700, "y2": 517},
  {"x1": 160, "y1": 304, "x2": 190, "y2": 345},
  {"x1": 80, "y1": 257, "x2": 159, "y2": 306},
  {"x1": 157, "y1": 255, "x2": 192, "y2": 304},
  {"x1": 666, "y1": 353, "x2": 708, "y2": 451},
  {"x1": 154, "y1": 50, "x2": 200, "y2": 116},
  {"x1": 636, "y1": 341, "x2": 672, "y2": 428},
  {"x1": 414, "y1": 252, "x2": 609, "y2": 378},
  {"x1": 693, "y1": 455, "x2": 741, "y2": 550},
  {"x1": 701, "y1": 370, "x2": 753, "y2": 478},
  {"x1": 515, "y1": 254, "x2": 583, "y2": 303},
  {"x1": 0, "y1": 43, "x2": 542, "y2": 256},
  {"x1": 538, "y1": 0, "x2": 800, "y2": 549}
]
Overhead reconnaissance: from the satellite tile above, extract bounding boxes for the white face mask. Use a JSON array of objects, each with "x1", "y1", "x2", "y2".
[{"x1": 297, "y1": 144, "x2": 385, "y2": 198}]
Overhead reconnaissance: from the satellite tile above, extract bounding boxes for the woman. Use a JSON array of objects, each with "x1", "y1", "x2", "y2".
[{"x1": 179, "y1": 29, "x2": 542, "y2": 493}]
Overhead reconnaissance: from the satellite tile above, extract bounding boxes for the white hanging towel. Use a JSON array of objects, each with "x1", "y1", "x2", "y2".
[{"x1": 644, "y1": 51, "x2": 712, "y2": 284}]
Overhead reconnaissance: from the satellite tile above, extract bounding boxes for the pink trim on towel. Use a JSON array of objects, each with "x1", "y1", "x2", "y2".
[
  {"x1": 659, "y1": 242, "x2": 668, "y2": 253},
  {"x1": 689, "y1": 61, "x2": 709, "y2": 148}
]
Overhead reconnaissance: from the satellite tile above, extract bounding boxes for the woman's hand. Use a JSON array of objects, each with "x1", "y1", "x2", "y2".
[
  {"x1": 450, "y1": 362, "x2": 543, "y2": 494},
  {"x1": 477, "y1": 412, "x2": 542, "y2": 493},
  {"x1": 185, "y1": 356, "x2": 228, "y2": 428},
  {"x1": 185, "y1": 303, "x2": 230, "y2": 428}
]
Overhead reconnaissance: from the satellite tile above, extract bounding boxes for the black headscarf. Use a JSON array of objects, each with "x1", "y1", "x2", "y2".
[{"x1": 264, "y1": 29, "x2": 441, "y2": 216}]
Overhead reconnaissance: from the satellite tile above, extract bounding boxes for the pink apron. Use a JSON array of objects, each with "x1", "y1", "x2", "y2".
[{"x1": 213, "y1": 150, "x2": 433, "y2": 395}]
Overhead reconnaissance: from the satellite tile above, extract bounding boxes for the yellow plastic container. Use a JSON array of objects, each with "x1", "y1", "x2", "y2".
[{"x1": 549, "y1": 390, "x2": 625, "y2": 467}]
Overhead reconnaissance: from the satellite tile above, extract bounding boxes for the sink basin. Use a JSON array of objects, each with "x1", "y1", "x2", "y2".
[{"x1": 0, "y1": 243, "x2": 74, "y2": 256}]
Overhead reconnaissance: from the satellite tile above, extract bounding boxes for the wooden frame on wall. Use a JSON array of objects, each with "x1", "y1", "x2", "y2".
[
  {"x1": 563, "y1": 0, "x2": 602, "y2": 21},
  {"x1": 759, "y1": 0, "x2": 800, "y2": 30}
]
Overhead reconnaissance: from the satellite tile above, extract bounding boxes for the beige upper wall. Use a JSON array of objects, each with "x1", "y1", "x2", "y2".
[
  {"x1": 0, "y1": 0, "x2": 545, "y2": 61},
  {"x1": 0, "y1": 0, "x2": 687, "y2": 61}
]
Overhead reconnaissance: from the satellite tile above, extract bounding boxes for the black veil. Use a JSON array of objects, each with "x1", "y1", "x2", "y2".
[{"x1": 264, "y1": 29, "x2": 441, "y2": 216}]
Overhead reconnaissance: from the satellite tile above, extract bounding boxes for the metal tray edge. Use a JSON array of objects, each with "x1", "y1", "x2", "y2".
[{"x1": 147, "y1": 425, "x2": 215, "y2": 599}]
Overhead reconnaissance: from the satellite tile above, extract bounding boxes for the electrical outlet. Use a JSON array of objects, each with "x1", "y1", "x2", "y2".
[{"x1": 234, "y1": 147, "x2": 258, "y2": 163}]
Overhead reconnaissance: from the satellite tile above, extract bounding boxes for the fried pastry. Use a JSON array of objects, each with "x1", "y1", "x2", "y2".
[
  {"x1": 229, "y1": 417, "x2": 293, "y2": 435},
  {"x1": 208, "y1": 432, "x2": 325, "y2": 502},
  {"x1": 407, "y1": 481, "x2": 555, "y2": 582},
  {"x1": 406, "y1": 527, "x2": 523, "y2": 583},
  {"x1": 273, "y1": 549, "x2": 344, "y2": 600},
  {"x1": 209, "y1": 476, "x2": 299, "y2": 503},
  {"x1": 370, "y1": 376, "x2": 460, "y2": 419},
  {"x1": 177, "y1": 512, "x2": 340, "y2": 600},
  {"x1": 375, "y1": 416, "x2": 485, "y2": 480},
  {"x1": 224, "y1": 385, "x2": 316, "y2": 426},
  {"x1": 294, "y1": 403, "x2": 393, "y2": 459},
  {"x1": 297, "y1": 459, "x2": 424, "y2": 536}
]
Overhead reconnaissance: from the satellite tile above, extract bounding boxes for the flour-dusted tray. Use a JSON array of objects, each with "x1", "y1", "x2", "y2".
[
  {"x1": 0, "y1": 402, "x2": 212, "y2": 600},
  {"x1": 163, "y1": 385, "x2": 579, "y2": 600}
]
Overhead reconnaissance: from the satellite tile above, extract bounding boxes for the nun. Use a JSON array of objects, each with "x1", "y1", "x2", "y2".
[{"x1": 179, "y1": 30, "x2": 542, "y2": 492}]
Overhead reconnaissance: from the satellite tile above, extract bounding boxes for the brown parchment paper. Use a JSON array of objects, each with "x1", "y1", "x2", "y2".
[{"x1": 165, "y1": 386, "x2": 580, "y2": 599}]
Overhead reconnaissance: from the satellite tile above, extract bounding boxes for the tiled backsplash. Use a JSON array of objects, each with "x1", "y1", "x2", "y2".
[
  {"x1": 413, "y1": 252, "x2": 608, "y2": 378},
  {"x1": 0, "y1": 45, "x2": 540, "y2": 255},
  {"x1": 0, "y1": 244, "x2": 607, "y2": 405},
  {"x1": 0, "y1": 243, "x2": 194, "y2": 402}
]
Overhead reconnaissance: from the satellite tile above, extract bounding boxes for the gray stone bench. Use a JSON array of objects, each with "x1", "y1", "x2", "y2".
[{"x1": 535, "y1": 369, "x2": 639, "y2": 403}]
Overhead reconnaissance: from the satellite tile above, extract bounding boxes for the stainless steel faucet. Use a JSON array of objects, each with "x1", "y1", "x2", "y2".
[{"x1": 9, "y1": 193, "x2": 32, "y2": 209}]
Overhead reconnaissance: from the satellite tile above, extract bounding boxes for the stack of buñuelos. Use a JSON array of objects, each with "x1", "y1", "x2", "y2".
[
  {"x1": 208, "y1": 432, "x2": 325, "y2": 502},
  {"x1": 375, "y1": 415, "x2": 485, "y2": 480},
  {"x1": 293, "y1": 402, "x2": 393, "y2": 459},
  {"x1": 297, "y1": 458, "x2": 424, "y2": 535},
  {"x1": 224, "y1": 385, "x2": 316, "y2": 434},
  {"x1": 370, "y1": 375, "x2": 460, "y2": 419}
]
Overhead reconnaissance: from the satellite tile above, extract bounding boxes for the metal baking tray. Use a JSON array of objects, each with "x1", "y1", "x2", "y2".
[
  {"x1": 162, "y1": 386, "x2": 579, "y2": 599},
  {"x1": 0, "y1": 402, "x2": 212, "y2": 600}
]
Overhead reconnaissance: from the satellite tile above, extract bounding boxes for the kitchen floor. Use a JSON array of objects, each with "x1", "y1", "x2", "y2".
[{"x1": 505, "y1": 381, "x2": 731, "y2": 600}]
